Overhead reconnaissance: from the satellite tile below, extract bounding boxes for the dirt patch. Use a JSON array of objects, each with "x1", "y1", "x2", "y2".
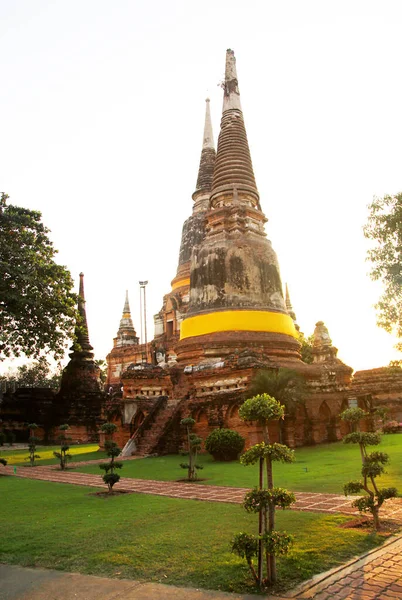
[
  {"x1": 175, "y1": 478, "x2": 208, "y2": 483},
  {"x1": 340, "y1": 517, "x2": 401, "y2": 535},
  {"x1": 89, "y1": 490, "x2": 133, "y2": 498}
]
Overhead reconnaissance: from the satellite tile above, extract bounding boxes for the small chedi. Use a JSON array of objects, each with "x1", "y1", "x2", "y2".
[
  {"x1": 53, "y1": 273, "x2": 105, "y2": 442},
  {"x1": 103, "y1": 50, "x2": 402, "y2": 456}
]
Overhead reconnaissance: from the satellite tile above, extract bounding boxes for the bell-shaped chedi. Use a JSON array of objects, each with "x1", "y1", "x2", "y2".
[
  {"x1": 115, "y1": 291, "x2": 139, "y2": 347},
  {"x1": 310, "y1": 320, "x2": 353, "y2": 389},
  {"x1": 311, "y1": 321, "x2": 338, "y2": 363},
  {"x1": 55, "y1": 273, "x2": 104, "y2": 430},
  {"x1": 178, "y1": 50, "x2": 300, "y2": 361}
]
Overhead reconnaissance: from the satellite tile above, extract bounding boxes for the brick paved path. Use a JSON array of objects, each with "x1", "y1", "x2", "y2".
[
  {"x1": 291, "y1": 535, "x2": 402, "y2": 599},
  {"x1": 2, "y1": 463, "x2": 402, "y2": 522}
]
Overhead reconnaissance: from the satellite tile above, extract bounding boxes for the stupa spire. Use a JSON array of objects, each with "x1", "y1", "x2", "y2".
[
  {"x1": 115, "y1": 290, "x2": 138, "y2": 347},
  {"x1": 210, "y1": 49, "x2": 259, "y2": 207},
  {"x1": 171, "y1": 100, "x2": 216, "y2": 289},
  {"x1": 202, "y1": 98, "x2": 214, "y2": 149},
  {"x1": 193, "y1": 98, "x2": 216, "y2": 213},
  {"x1": 222, "y1": 49, "x2": 242, "y2": 111},
  {"x1": 69, "y1": 272, "x2": 94, "y2": 360}
]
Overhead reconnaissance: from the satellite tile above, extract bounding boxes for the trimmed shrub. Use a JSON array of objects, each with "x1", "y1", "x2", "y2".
[
  {"x1": 383, "y1": 420, "x2": 401, "y2": 434},
  {"x1": 205, "y1": 428, "x2": 245, "y2": 461}
]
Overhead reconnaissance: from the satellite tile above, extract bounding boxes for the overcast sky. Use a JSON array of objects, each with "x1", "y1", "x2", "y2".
[{"x1": 2, "y1": 0, "x2": 402, "y2": 372}]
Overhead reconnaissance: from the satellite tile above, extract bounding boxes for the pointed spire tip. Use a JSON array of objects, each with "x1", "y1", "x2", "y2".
[{"x1": 223, "y1": 49, "x2": 241, "y2": 111}]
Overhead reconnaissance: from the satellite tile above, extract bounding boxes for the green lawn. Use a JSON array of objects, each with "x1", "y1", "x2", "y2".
[
  {"x1": 0, "y1": 477, "x2": 387, "y2": 594},
  {"x1": 0, "y1": 444, "x2": 106, "y2": 466},
  {"x1": 74, "y1": 434, "x2": 402, "y2": 494}
]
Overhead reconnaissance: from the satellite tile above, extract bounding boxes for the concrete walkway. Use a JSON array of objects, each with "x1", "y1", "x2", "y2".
[
  {"x1": 3, "y1": 464, "x2": 402, "y2": 521},
  {"x1": 0, "y1": 564, "x2": 260, "y2": 600}
]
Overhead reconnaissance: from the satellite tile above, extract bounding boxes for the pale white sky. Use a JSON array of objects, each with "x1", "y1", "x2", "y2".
[{"x1": 1, "y1": 0, "x2": 402, "y2": 372}]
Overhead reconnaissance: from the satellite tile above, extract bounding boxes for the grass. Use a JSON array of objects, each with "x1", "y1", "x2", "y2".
[
  {"x1": 74, "y1": 433, "x2": 402, "y2": 494},
  {"x1": 0, "y1": 444, "x2": 106, "y2": 466},
  {"x1": 0, "y1": 477, "x2": 387, "y2": 594}
]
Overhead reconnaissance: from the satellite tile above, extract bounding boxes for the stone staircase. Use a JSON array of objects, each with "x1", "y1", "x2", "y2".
[{"x1": 121, "y1": 398, "x2": 183, "y2": 457}]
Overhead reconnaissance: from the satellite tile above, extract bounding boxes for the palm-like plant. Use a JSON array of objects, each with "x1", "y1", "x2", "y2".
[{"x1": 249, "y1": 369, "x2": 306, "y2": 443}]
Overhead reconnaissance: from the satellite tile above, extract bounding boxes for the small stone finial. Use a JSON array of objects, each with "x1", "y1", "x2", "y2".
[{"x1": 123, "y1": 290, "x2": 130, "y2": 315}]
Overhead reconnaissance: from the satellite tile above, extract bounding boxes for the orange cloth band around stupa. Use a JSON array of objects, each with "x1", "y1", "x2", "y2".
[
  {"x1": 180, "y1": 310, "x2": 298, "y2": 340},
  {"x1": 171, "y1": 277, "x2": 190, "y2": 291}
]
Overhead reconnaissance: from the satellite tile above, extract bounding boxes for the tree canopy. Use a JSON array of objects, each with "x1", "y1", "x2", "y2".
[
  {"x1": 364, "y1": 192, "x2": 402, "y2": 346},
  {"x1": 0, "y1": 356, "x2": 62, "y2": 390},
  {"x1": 249, "y1": 369, "x2": 306, "y2": 418},
  {"x1": 299, "y1": 332, "x2": 314, "y2": 364},
  {"x1": 0, "y1": 193, "x2": 77, "y2": 360}
]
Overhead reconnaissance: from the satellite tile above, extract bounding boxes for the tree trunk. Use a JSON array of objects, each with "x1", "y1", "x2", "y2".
[
  {"x1": 372, "y1": 506, "x2": 381, "y2": 531},
  {"x1": 262, "y1": 423, "x2": 276, "y2": 584},
  {"x1": 258, "y1": 457, "x2": 263, "y2": 586}
]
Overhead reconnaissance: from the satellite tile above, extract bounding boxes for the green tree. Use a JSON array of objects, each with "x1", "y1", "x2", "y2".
[
  {"x1": 364, "y1": 193, "x2": 402, "y2": 347},
  {"x1": 249, "y1": 369, "x2": 306, "y2": 443},
  {"x1": 15, "y1": 357, "x2": 62, "y2": 389},
  {"x1": 180, "y1": 417, "x2": 203, "y2": 481},
  {"x1": 99, "y1": 422, "x2": 123, "y2": 492},
  {"x1": 0, "y1": 193, "x2": 77, "y2": 360},
  {"x1": 341, "y1": 407, "x2": 398, "y2": 530},
  {"x1": 232, "y1": 394, "x2": 295, "y2": 587},
  {"x1": 299, "y1": 332, "x2": 314, "y2": 364},
  {"x1": 25, "y1": 423, "x2": 41, "y2": 467},
  {"x1": 53, "y1": 424, "x2": 72, "y2": 470}
]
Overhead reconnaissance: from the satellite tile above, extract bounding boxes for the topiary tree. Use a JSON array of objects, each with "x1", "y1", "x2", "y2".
[
  {"x1": 179, "y1": 417, "x2": 203, "y2": 481},
  {"x1": 341, "y1": 407, "x2": 398, "y2": 530},
  {"x1": 53, "y1": 424, "x2": 72, "y2": 470},
  {"x1": 99, "y1": 422, "x2": 123, "y2": 493},
  {"x1": 25, "y1": 423, "x2": 41, "y2": 467},
  {"x1": 205, "y1": 428, "x2": 245, "y2": 461},
  {"x1": 232, "y1": 394, "x2": 295, "y2": 588}
]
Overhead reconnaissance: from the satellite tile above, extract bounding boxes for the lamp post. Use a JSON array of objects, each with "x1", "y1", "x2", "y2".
[{"x1": 139, "y1": 280, "x2": 148, "y2": 362}]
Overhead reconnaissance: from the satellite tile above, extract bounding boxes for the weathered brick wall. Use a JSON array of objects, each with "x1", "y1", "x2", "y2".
[{"x1": 352, "y1": 368, "x2": 402, "y2": 422}]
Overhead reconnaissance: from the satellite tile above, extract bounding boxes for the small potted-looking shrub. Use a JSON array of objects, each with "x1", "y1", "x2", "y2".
[{"x1": 205, "y1": 428, "x2": 245, "y2": 461}]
